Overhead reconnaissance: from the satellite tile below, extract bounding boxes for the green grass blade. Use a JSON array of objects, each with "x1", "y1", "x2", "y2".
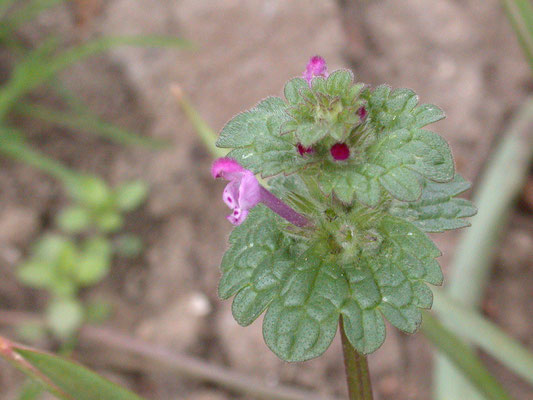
[
  {"x1": 0, "y1": 35, "x2": 192, "y2": 120},
  {"x1": 1, "y1": 0, "x2": 64, "y2": 28},
  {"x1": 0, "y1": 127, "x2": 78, "y2": 182},
  {"x1": 433, "y1": 96, "x2": 533, "y2": 399},
  {"x1": 433, "y1": 289, "x2": 533, "y2": 386},
  {"x1": 171, "y1": 84, "x2": 226, "y2": 158},
  {"x1": 0, "y1": 336, "x2": 146, "y2": 400},
  {"x1": 17, "y1": 380, "x2": 43, "y2": 400},
  {"x1": 421, "y1": 313, "x2": 514, "y2": 400},
  {"x1": 502, "y1": 0, "x2": 533, "y2": 71},
  {"x1": 15, "y1": 101, "x2": 167, "y2": 148}
]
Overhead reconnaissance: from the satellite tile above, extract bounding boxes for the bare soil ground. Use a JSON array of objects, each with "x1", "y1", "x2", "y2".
[{"x1": 1, "y1": 1, "x2": 532, "y2": 399}]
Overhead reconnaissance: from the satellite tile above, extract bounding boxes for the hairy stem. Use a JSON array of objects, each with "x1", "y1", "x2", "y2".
[
  {"x1": 340, "y1": 316, "x2": 374, "y2": 400},
  {"x1": 259, "y1": 186, "x2": 310, "y2": 228}
]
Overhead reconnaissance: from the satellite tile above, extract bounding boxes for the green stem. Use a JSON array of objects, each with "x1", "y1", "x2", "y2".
[{"x1": 339, "y1": 316, "x2": 374, "y2": 400}]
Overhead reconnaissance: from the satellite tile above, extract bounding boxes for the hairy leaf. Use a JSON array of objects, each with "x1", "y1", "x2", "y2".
[
  {"x1": 219, "y1": 206, "x2": 296, "y2": 326},
  {"x1": 340, "y1": 215, "x2": 442, "y2": 353},
  {"x1": 364, "y1": 85, "x2": 445, "y2": 131},
  {"x1": 216, "y1": 97, "x2": 308, "y2": 176},
  {"x1": 389, "y1": 174, "x2": 477, "y2": 232},
  {"x1": 263, "y1": 248, "x2": 348, "y2": 361}
]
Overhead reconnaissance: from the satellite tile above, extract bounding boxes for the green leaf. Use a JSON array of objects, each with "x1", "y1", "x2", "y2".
[
  {"x1": 316, "y1": 126, "x2": 454, "y2": 205},
  {"x1": 76, "y1": 237, "x2": 112, "y2": 285},
  {"x1": 218, "y1": 205, "x2": 290, "y2": 301},
  {"x1": 95, "y1": 212, "x2": 123, "y2": 233},
  {"x1": 216, "y1": 97, "x2": 308, "y2": 176},
  {"x1": 56, "y1": 206, "x2": 91, "y2": 233},
  {"x1": 17, "y1": 261, "x2": 56, "y2": 289},
  {"x1": 46, "y1": 298, "x2": 84, "y2": 339},
  {"x1": 365, "y1": 85, "x2": 445, "y2": 131},
  {"x1": 294, "y1": 122, "x2": 329, "y2": 147},
  {"x1": 114, "y1": 181, "x2": 148, "y2": 212},
  {"x1": 0, "y1": 336, "x2": 146, "y2": 400},
  {"x1": 340, "y1": 215, "x2": 442, "y2": 353},
  {"x1": 263, "y1": 247, "x2": 348, "y2": 362},
  {"x1": 390, "y1": 174, "x2": 477, "y2": 232},
  {"x1": 66, "y1": 176, "x2": 111, "y2": 208},
  {"x1": 284, "y1": 77, "x2": 308, "y2": 105},
  {"x1": 325, "y1": 69, "x2": 354, "y2": 96}
]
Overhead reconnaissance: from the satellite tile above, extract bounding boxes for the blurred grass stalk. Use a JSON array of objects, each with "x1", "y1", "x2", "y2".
[
  {"x1": 171, "y1": 84, "x2": 227, "y2": 158},
  {"x1": 433, "y1": 96, "x2": 533, "y2": 399},
  {"x1": 14, "y1": 101, "x2": 167, "y2": 148},
  {"x1": 421, "y1": 313, "x2": 513, "y2": 400},
  {"x1": 502, "y1": 0, "x2": 533, "y2": 71},
  {"x1": 0, "y1": 35, "x2": 192, "y2": 120},
  {"x1": 431, "y1": 289, "x2": 533, "y2": 386}
]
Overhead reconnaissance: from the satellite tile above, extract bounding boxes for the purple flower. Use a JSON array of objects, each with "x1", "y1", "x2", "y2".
[
  {"x1": 212, "y1": 158, "x2": 260, "y2": 225},
  {"x1": 303, "y1": 56, "x2": 328, "y2": 85},
  {"x1": 212, "y1": 158, "x2": 310, "y2": 228}
]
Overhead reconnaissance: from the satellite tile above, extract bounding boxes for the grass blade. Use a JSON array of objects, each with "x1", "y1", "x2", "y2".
[
  {"x1": 433, "y1": 289, "x2": 533, "y2": 386},
  {"x1": 0, "y1": 127, "x2": 78, "y2": 182},
  {"x1": 433, "y1": 97, "x2": 533, "y2": 398},
  {"x1": 0, "y1": 35, "x2": 192, "y2": 120},
  {"x1": 1, "y1": 0, "x2": 64, "y2": 28},
  {"x1": 0, "y1": 335, "x2": 145, "y2": 400},
  {"x1": 501, "y1": 0, "x2": 533, "y2": 71},
  {"x1": 171, "y1": 84, "x2": 226, "y2": 158},
  {"x1": 15, "y1": 101, "x2": 167, "y2": 148},
  {"x1": 421, "y1": 313, "x2": 514, "y2": 400}
]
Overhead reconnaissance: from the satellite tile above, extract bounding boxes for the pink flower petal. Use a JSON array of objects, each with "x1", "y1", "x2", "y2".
[
  {"x1": 211, "y1": 158, "x2": 244, "y2": 180},
  {"x1": 238, "y1": 171, "x2": 261, "y2": 210}
]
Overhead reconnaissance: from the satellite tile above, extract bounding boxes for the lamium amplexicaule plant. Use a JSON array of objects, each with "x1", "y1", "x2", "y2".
[{"x1": 212, "y1": 56, "x2": 476, "y2": 398}]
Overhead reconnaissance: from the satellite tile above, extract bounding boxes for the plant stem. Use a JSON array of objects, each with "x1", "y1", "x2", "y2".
[{"x1": 339, "y1": 316, "x2": 373, "y2": 400}]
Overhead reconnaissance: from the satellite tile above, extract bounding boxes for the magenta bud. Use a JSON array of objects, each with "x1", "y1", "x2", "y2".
[
  {"x1": 297, "y1": 143, "x2": 314, "y2": 156},
  {"x1": 303, "y1": 56, "x2": 328, "y2": 85},
  {"x1": 357, "y1": 106, "x2": 367, "y2": 121},
  {"x1": 330, "y1": 143, "x2": 350, "y2": 161}
]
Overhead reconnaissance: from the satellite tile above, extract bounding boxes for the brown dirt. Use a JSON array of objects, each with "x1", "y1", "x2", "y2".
[{"x1": 1, "y1": 1, "x2": 532, "y2": 399}]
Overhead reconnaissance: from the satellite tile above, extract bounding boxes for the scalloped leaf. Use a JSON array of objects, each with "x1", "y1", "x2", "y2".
[
  {"x1": 218, "y1": 205, "x2": 291, "y2": 302},
  {"x1": 317, "y1": 127, "x2": 454, "y2": 205},
  {"x1": 340, "y1": 215, "x2": 442, "y2": 354},
  {"x1": 365, "y1": 85, "x2": 445, "y2": 131},
  {"x1": 284, "y1": 77, "x2": 308, "y2": 105},
  {"x1": 389, "y1": 174, "x2": 477, "y2": 232},
  {"x1": 263, "y1": 247, "x2": 348, "y2": 362},
  {"x1": 216, "y1": 97, "x2": 308, "y2": 176}
]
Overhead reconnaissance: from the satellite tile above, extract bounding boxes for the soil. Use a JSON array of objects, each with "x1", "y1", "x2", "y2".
[{"x1": 1, "y1": 1, "x2": 532, "y2": 399}]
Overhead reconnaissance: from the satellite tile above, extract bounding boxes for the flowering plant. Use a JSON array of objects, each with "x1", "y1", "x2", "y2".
[{"x1": 212, "y1": 57, "x2": 476, "y2": 366}]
